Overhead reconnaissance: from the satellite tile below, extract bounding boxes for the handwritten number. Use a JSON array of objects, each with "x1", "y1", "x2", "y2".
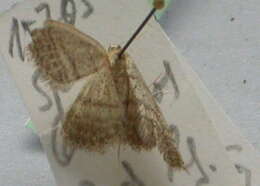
[
  {"x1": 227, "y1": 146, "x2": 252, "y2": 186},
  {"x1": 225, "y1": 144, "x2": 243, "y2": 152},
  {"x1": 9, "y1": 17, "x2": 24, "y2": 61},
  {"x1": 32, "y1": 70, "x2": 53, "y2": 111},
  {"x1": 152, "y1": 72, "x2": 168, "y2": 102},
  {"x1": 80, "y1": 161, "x2": 145, "y2": 186},
  {"x1": 21, "y1": 20, "x2": 35, "y2": 34},
  {"x1": 209, "y1": 165, "x2": 217, "y2": 172},
  {"x1": 163, "y1": 60, "x2": 180, "y2": 98},
  {"x1": 187, "y1": 137, "x2": 210, "y2": 186},
  {"x1": 35, "y1": 3, "x2": 51, "y2": 19},
  {"x1": 167, "y1": 126, "x2": 210, "y2": 186},
  {"x1": 235, "y1": 164, "x2": 251, "y2": 186},
  {"x1": 51, "y1": 90, "x2": 75, "y2": 167},
  {"x1": 121, "y1": 161, "x2": 145, "y2": 186},
  {"x1": 81, "y1": 0, "x2": 94, "y2": 18},
  {"x1": 9, "y1": 0, "x2": 94, "y2": 61},
  {"x1": 152, "y1": 60, "x2": 180, "y2": 103},
  {"x1": 79, "y1": 180, "x2": 95, "y2": 186},
  {"x1": 61, "y1": 0, "x2": 76, "y2": 25}
]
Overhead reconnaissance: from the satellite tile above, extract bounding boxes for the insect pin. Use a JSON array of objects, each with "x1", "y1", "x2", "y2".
[{"x1": 27, "y1": 0, "x2": 184, "y2": 169}]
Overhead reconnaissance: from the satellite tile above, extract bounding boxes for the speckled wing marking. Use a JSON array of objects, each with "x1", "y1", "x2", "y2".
[
  {"x1": 62, "y1": 65, "x2": 126, "y2": 152},
  {"x1": 125, "y1": 56, "x2": 184, "y2": 169},
  {"x1": 28, "y1": 20, "x2": 108, "y2": 89},
  {"x1": 27, "y1": 20, "x2": 183, "y2": 168}
]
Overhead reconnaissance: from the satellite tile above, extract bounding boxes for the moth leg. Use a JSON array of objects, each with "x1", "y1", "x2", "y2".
[{"x1": 148, "y1": 72, "x2": 163, "y2": 88}]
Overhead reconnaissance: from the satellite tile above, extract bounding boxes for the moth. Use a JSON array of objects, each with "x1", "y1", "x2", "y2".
[{"x1": 27, "y1": 20, "x2": 184, "y2": 169}]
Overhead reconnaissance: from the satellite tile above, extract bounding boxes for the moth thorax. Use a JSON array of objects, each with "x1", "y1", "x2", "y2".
[
  {"x1": 108, "y1": 46, "x2": 129, "y2": 104},
  {"x1": 108, "y1": 46, "x2": 124, "y2": 66},
  {"x1": 108, "y1": 48, "x2": 127, "y2": 77}
]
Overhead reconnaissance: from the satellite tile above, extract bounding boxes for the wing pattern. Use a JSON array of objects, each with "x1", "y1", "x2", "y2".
[
  {"x1": 62, "y1": 65, "x2": 126, "y2": 152},
  {"x1": 28, "y1": 20, "x2": 108, "y2": 89},
  {"x1": 125, "y1": 54, "x2": 184, "y2": 169},
  {"x1": 28, "y1": 21, "x2": 183, "y2": 168}
]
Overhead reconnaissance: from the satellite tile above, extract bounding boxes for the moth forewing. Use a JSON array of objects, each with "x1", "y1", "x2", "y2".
[
  {"x1": 62, "y1": 65, "x2": 126, "y2": 152},
  {"x1": 122, "y1": 50, "x2": 184, "y2": 169},
  {"x1": 27, "y1": 20, "x2": 184, "y2": 169},
  {"x1": 28, "y1": 20, "x2": 108, "y2": 90}
]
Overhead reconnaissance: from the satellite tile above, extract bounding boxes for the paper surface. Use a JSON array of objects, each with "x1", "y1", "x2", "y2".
[
  {"x1": 24, "y1": 39, "x2": 260, "y2": 186},
  {"x1": 0, "y1": 0, "x2": 248, "y2": 185},
  {"x1": 177, "y1": 51, "x2": 260, "y2": 186}
]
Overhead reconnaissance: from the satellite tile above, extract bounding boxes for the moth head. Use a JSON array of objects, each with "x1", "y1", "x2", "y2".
[
  {"x1": 108, "y1": 45, "x2": 126, "y2": 65},
  {"x1": 108, "y1": 45, "x2": 121, "y2": 53}
]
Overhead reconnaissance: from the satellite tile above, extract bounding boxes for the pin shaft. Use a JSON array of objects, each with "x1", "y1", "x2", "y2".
[{"x1": 118, "y1": 8, "x2": 156, "y2": 58}]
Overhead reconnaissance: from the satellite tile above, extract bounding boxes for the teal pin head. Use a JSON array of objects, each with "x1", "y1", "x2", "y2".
[
  {"x1": 148, "y1": 0, "x2": 173, "y2": 20},
  {"x1": 153, "y1": 0, "x2": 165, "y2": 9}
]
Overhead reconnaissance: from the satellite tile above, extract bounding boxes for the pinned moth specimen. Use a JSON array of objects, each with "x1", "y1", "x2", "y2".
[{"x1": 27, "y1": 20, "x2": 184, "y2": 169}]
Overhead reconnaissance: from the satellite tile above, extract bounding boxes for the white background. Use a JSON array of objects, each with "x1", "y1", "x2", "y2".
[{"x1": 0, "y1": 0, "x2": 259, "y2": 185}]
